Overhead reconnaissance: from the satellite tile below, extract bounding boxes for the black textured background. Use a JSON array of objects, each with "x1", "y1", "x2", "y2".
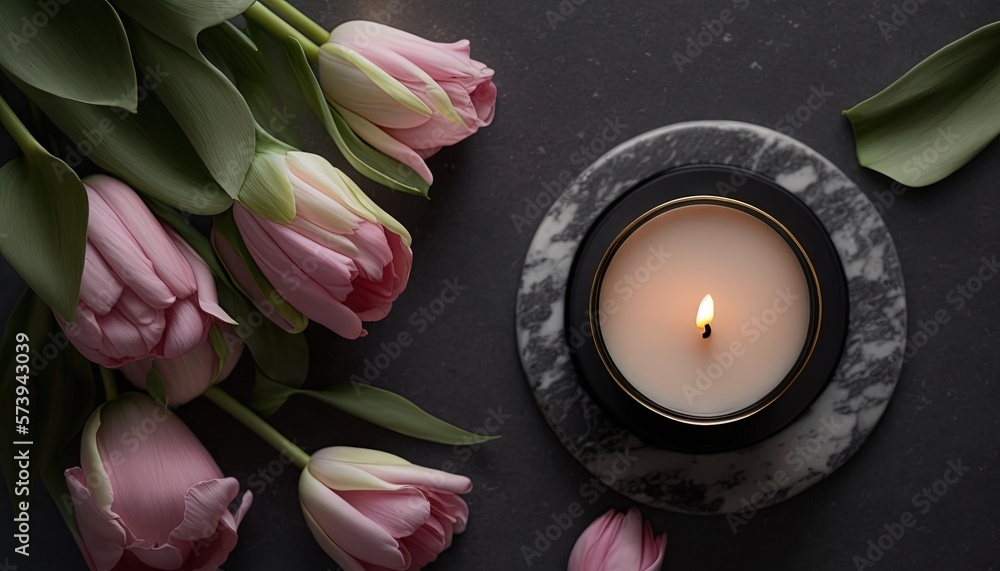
[{"x1": 2, "y1": 1, "x2": 999, "y2": 569}]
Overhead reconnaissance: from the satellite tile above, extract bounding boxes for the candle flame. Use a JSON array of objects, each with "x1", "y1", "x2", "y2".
[{"x1": 696, "y1": 294, "x2": 714, "y2": 331}]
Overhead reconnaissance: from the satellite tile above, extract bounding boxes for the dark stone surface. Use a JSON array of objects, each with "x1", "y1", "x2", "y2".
[{"x1": 1, "y1": 1, "x2": 998, "y2": 569}]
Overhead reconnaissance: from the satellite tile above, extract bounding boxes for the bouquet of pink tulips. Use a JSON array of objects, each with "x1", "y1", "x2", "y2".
[{"x1": 0, "y1": 0, "x2": 500, "y2": 569}]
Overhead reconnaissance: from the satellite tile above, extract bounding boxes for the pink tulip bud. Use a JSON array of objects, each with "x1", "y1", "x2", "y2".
[
  {"x1": 233, "y1": 152, "x2": 412, "y2": 340},
  {"x1": 299, "y1": 447, "x2": 472, "y2": 570},
  {"x1": 65, "y1": 393, "x2": 252, "y2": 571},
  {"x1": 58, "y1": 175, "x2": 236, "y2": 369},
  {"x1": 568, "y1": 508, "x2": 667, "y2": 571},
  {"x1": 318, "y1": 20, "x2": 497, "y2": 184}
]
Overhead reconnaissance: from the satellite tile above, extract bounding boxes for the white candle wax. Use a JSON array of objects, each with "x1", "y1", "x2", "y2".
[{"x1": 597, "y1": 203, "x2": 811, "y2": 418}]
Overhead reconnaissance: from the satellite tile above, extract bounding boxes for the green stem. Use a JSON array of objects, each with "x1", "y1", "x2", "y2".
[
  {"x1": 245, "y1": 2, "x2": 321, "y2": 65},
  {"x1": 204, "y1": 386, "x2": 311, "y2": 470},
  {"x1": 100, "y1": 367, "x2": 119, "y2": 401},
  {"x1": 260, "y1": 0, "x2": 329, "y2": 46},
  {"x1": 0, "y1": 92, "x2": 42, "y2": 155},
  {"x1": 28, "y1": 100, "x2": 60, "y2": 156}
]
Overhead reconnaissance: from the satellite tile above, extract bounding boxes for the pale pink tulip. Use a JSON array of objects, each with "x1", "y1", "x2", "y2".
[
  {"x1": 65, "y1": 393, "x2": 252, "y2": 571},
  {"x1": 232, "y1": 152, "x2": 412, "y2": 340},
  {"x1": 58, "y1": 175, "x2": 235, "y2": 368},
  {"x1": 299, "y1": 447, "x2": 471, "y2": 570},
  {"x1": 568, "y1": 508, "x2": 667, "y2": 571},
  {"x1": 319, "y1": 20, "x2": 497, "y2": 184}
]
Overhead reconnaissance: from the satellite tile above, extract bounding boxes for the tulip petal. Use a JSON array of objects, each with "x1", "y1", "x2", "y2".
[
  {"x1": 97, "y1": 394, "x2": 224, "y2": 546},
  {"x1": 79, "y1": 242, "x2": 125, "y2": 316},
  {"x1": 400, "y1": 523, "x2": 447, "y2": 569},
  {"x1": 167, "y1": 227, "x2": 237, "y2": 325},
  {"x1": 426, "y1": 490, "x2": 469, "y2": 534},
  {"x1": 568, "y1": 510, "x2": 617, "y2": 571},
  {"x1": 319, "y1": 44, "x2": 433, "y2": 128},
  {"x1": 355, "y1": 464, "x2": 473, "y2": 496},
  {"x1": 184, "y1": 490, "x2": 253, "y2": 571},
  {"x1": 333, "y1": 103, "x2": 433, "y2": 185},
  {"x1": 308, "y1": 458, "x2": 403, "y2": 492},
  {"x1": 301, "y1": 505, "x2": 367, "y2": 571},
  {"x1": 600, "y1": 508, "x2": 644, "y2": 570},
  {"x1": 85, "y1": 183, "x2": 177, "y2": 309},
  {"x1": 339, "y1": 487, "x2": 430, "y2": 539},
  {"x1": 66, "y1": 467, "x2": 128, "y2": 571},
  {"x1": 147, "y1": 338, "x2": 217, "y2": 405},
  {"x1": 86, "y1": 175, "x2": 197, "y2": 299},
  {"x1": 161, "y1": 298, "x2": 210, "y2": 358},
  {"x1": 171, "y1": 478, "x2": 240, "y2": 542},
  {"x1": 299, "y1": 470, "x2": 409, "y2": 569}
]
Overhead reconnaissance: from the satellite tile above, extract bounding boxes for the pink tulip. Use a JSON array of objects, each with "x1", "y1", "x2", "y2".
[
  {"x1": 299, "y1": 447, "x2": 471, "y2": 570},
  {"x1": 65, "y1": 393, "x2": 252, "y2": 571},
  {"x1": 319, "y1": 20, "x2": 497, "y2": 184},
  {"x1": 568, "y1": 508, "x2": 667, "y2": 571},
  {"x1": 119, "y1": 323, "x2": 243, "y2": 406},
  {"x1": 57, "y1": 175, "x2": 235, "y2": 368},
  {"x1": 232, "y1": 152, "x2": 412, "y2": 340}
]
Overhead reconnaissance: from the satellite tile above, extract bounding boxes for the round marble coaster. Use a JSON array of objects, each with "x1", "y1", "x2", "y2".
[{"x1": 515, "y1": 121, "x2": 907, "y2": 515}]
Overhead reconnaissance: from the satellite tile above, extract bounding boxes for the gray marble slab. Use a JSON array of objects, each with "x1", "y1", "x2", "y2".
[{"x1": 515, "y1": 121, "x2": 907, "y2": 515}]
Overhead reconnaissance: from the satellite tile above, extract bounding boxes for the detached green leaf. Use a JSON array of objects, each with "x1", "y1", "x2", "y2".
[
  {"x1": 282, "y1": 37, "x2": 431, "y2": 197},
  {"x1": 130, "y1": 24, "x2": 255, "y2": 198},
  {"x1": 111, "y1": 0, "x2": 254, "y2": 57},
  {"x1": 251, "y1": 374, "x2": 499, "y2": 445},
  {"x1": 0, "y1": 0, "x2": 136, "y2": 110},
  {"x1": 1, "y1": 289, "x2": 97, "y2": 536},
  {"x1": 844, "y1": 21, "x2": 1000, "y2": 187},
  {"x1": 0, "y1": 103, "x2": 87, "y2": 320},
  {"x1": 17, "y1": 77, "x2": 233, "y2": 214}
]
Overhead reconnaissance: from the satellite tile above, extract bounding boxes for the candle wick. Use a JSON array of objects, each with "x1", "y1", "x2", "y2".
[{"x1": 702, "y1": 323, "x2": 712, "y2": 339}]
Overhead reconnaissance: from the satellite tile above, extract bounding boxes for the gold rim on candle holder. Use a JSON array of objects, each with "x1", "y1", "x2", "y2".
[{"x1": 588, "y1": 195, "x2": 823, "y2": 426}]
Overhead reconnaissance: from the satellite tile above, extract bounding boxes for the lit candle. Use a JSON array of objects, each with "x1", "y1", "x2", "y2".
[{"x1": 596, "y1": 200, "x2": 813, "y2": 419}]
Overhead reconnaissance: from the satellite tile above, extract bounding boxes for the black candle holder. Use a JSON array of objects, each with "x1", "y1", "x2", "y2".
[{"x1": 566, "y1": 165, "x2": 849, "y2": 453}]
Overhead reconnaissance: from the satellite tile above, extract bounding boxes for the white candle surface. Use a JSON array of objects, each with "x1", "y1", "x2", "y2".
[{"x1": 597, "y1": 203, "x2": 811, "y2": 418}]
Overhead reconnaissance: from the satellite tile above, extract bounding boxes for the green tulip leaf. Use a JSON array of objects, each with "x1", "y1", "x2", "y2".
[
  {"x1": 0, "y1": 0, "x2": 136, "y2": 111},
  {"x1": 251, "y1": 374, "x2": 499, "y2": 445},
  {"x1": 130, "y1": 24, "x2": 255, "y2": 198},
  {"x1": 200, "y1": 22, "x2": 305, "y2": 148},
  {"x1": 110, "y1": 0, "x2": 254, "y2": 58},
  {"x1": 216, "y1": 282, "x2": 309, "y2": 388},
  {"x1": 282, "y1": 37, "x2": 430, "y2": 197},
  {"x1": 0, "y1": 100, "x2": 88, "y2": 321},
  {"x1": 213, "y1": 208, "x2": 307, "y2": 333},
  {"x1": 844, "y1": 21, "x2": 1000, "y2": 187},
  {"x1": 16, "y1": 77, "x2": 233, "y2": 214},
  {"x1": 0, "y1": 289, "x2": 97, "y2": 537}
]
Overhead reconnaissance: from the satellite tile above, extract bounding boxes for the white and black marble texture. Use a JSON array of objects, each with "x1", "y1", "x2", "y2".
[{"x1": 515, "y1": 121, "x2": 907, "y2": 515}]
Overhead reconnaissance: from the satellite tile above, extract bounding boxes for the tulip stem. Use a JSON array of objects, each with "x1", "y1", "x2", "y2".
[
  {"x1": 100, "y1": 367, "x2": 119, "y2": 401},
  {"x1": 204, "y1": 386, "x2": 311, "y2": 470},
  {"x1": 245, "y1": 2, "x2": 321, "y2": 65},
  {"x1": 260, "y1": 0, "x2": 329, "y2": 46},
  {"x1": 0, "y1": 92, "x2": 43, "y2": 156}
]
